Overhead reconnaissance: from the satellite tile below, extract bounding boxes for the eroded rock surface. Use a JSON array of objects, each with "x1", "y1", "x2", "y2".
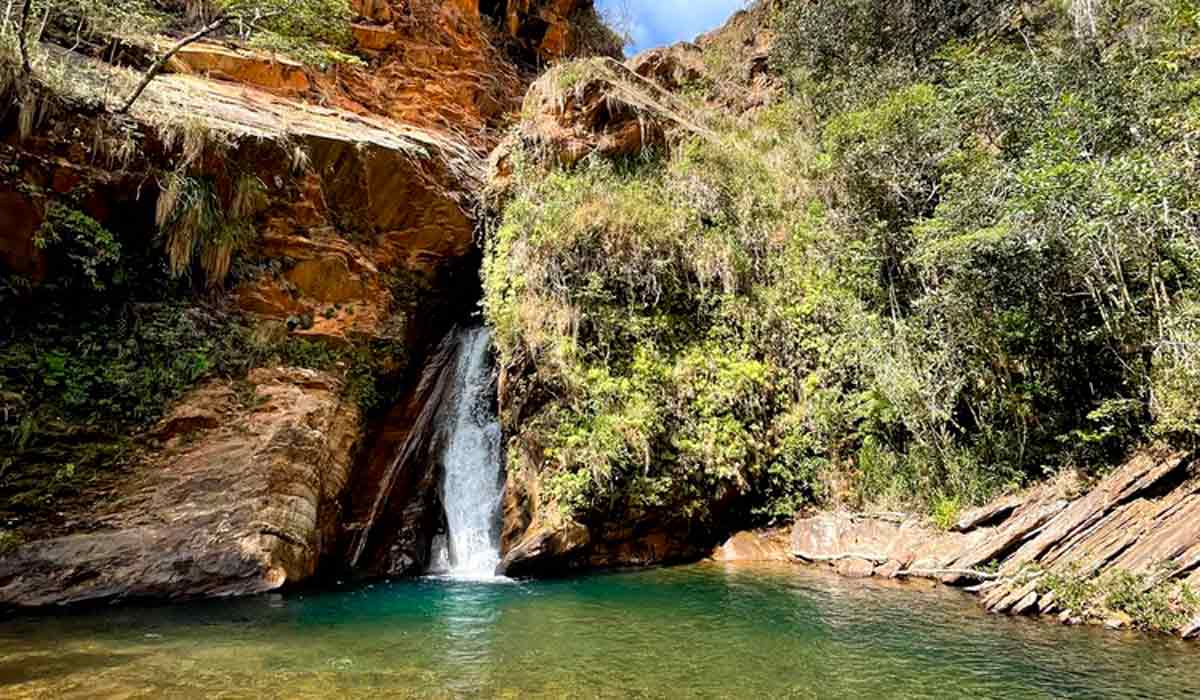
[
  {"x1": 497, "y1": 459, "x2": 709, "y2": 576},
  {"x1": 788, "y1": 448, "x2": 1200, "y2": 638},
  {"x1": 0, "y1": 369, "x2": 360, "y2": 608},
  {"x1": 712, "y1": 529, "x2": 791, "y2": 563}
]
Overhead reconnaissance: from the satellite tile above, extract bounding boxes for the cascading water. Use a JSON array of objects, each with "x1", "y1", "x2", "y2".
[{"x1": 429, "y1": 326, "x2": 505, "y2": 579}]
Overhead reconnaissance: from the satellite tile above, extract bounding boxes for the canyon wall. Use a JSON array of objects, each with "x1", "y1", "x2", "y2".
[{"x1": 0, "y1": 0, "x2": 607, "y2": 607}]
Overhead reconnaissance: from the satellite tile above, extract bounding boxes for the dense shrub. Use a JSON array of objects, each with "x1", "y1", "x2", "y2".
[{"x1": 485, "y1": 0, "x2": 1200, "y2": 531}]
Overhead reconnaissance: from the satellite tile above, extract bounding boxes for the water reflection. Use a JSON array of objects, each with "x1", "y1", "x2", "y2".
[
  {"x1": 427, "y1": 580, "x2": 505, "y2": 695},
  {"x1": 2, "y1": 564, "x2": 1198, "y2": 699}
]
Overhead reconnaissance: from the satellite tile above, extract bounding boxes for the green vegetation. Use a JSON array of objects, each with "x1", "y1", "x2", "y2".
[
  {"x1": 1037, "y1": 566, "x2": 1200, "y2": 633},
  {"x1": 0, "y1": 0, "x2": 358, "y2": 113},
  {"x1": 157, "y1": 172, "x2": 266, "y2": 287},
  {"x1": 35, "y1": 203, "x2": 123, "y2": 291},
  {"x1": 572, "y1": 4, "x2": 627, "y2": 58},
  {"x1": 217, "y1": 0, "x2": 360, "y2": 69},
  {"x1": 484, "y1": 0, "x2": 1200, "y2": 531},
  {"x1": 0, "y1": 192, "x2": 408, "y2": 536}
]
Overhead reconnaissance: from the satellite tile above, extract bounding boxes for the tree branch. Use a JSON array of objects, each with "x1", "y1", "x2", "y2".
[
  {"x1": 895, "y1": 567, "x2": 1001, "y2": 581},
  {"x1": 793, "y1": 551, "x2": 891, "y2": 565},
  {"x1": 17, "y1": 0, "x2": 32, "y2": 77},
  {"x1": 117, "y1": 16, "x2": 229, "y2": 115}
]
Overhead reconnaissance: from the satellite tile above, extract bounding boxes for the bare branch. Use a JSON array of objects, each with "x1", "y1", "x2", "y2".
[
  {"x1": 117, "y1": 16, "x2": 229, "y2": 115},
  {"x1": 895, "y1": 567, "x2": 1001, "y2": 581},
  {"x1": 17, "y1": 0, "x2": 32, "y2": 76}
]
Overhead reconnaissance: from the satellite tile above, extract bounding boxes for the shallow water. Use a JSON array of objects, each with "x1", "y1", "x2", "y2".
[{"x1": 1, "y1": 563, "x2": 1196, "y2": 699}]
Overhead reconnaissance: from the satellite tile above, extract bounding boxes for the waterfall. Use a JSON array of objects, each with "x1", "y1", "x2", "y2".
[{"x1": 429, "y1": 326, "x2": 504, "y2": 579}]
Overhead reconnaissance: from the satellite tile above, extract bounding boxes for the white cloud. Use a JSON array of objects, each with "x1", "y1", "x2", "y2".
[{"x1": 598, "y1": 0, "x2": 748, "y2": 53}]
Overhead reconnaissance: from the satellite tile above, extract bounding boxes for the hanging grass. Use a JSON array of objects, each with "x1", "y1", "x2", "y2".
[{"x1": 156, "y1": 172, "x2": 266, "y2": 287}]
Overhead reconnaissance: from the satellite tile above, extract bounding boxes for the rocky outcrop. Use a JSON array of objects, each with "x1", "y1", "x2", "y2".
[
  {"x1": 712, "y1": 529, "x2": 791, "y2": 562},
  {"x1": 329, "y1": 0, "x2": 615, "y2": 154},
  {"x1": 628, "y1": 43, "x2": 706, "y2": 92},
  {"x1": 165, "y1": 43, "x2": 312, "y2": 95},
  {"x1": 0, "y1": 11, "x2": 485, "y2": 606},
  {"x1": 0, "y1": 368, "x2": 360, "y2": 608},
  {"x1": 340, "y1": 330, "x2": 463, "y2": 578},
  {"x1": 497, "y1": 0, "x2": 621, "y2": 60},
  {"x1": 497, "y1": 455, "x2": 711, "y2": 576},
  {"x1": 788, "y1": 448, "x2": 1200, "y2": 638},
  {"x1": 499, "y1": 517, "x2": 709, "y2": 577},
  {"x1": 5, "y1": 45, "x2": 481, "y2": 347},
  {"x1": 505, "y1": 56, "x2": 711, "y2": 169}
]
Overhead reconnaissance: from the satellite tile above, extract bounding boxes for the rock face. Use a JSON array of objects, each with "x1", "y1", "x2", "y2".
[
  {"x1": 165, "y1": 43, "x2": 312, "y2": 94},
  {"x1": 499, "y1": 518, "x2": 708, "y2": 577},
  {"x1": 0, "y1": 0, "x2": 616, "y2": 609},
  {"x1": 712, "y1": 529, "x2": 791, "y2": 563},
  {"x1": 508, "y1": 56, "x2": 707, "y2": 169},
  {"x1": 339, "y1": 330, "x2": 463, "y2": 578},
  {"x1": 334, "y1": 0, "x2": 613, "y2": 152},
  {"x1": 789, "y1": 448, "x2": 1200, "y2": 638},
  {"x1": 497, "y1": 457, "x2": 710, "y2": 576},
  {"x1": 0, "y1": 369, "x2": 359, "y2": 608}
]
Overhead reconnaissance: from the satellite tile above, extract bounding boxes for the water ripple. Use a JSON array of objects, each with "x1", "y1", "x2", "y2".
[{"x1": 1, "y1": 563, "x2": 1197, "y2": 699}]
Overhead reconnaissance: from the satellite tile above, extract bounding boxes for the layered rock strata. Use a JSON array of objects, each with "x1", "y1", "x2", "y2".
[
  {"x1": 0, "y1": 0, "x2": 611, "y2": 607},
  {"x1": 0, "y1": 369, "x2": 359, "y2": 607},
  {"x1": 787, "y1": 449, "x2": 1200, "y2": 639}
]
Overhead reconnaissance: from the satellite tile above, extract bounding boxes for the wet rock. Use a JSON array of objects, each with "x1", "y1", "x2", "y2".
[
  {"x1": 499, "y1": 521, "x2": 591, "y2": 577},
  {"x1": 1010, "y1": 590, "x2": 1041, "y2": 616},
  {"x1": 790, "y1": 512, "x2": 960, "y2": 569},
  {"x1": 835, "y1": 558, "x2": 876, "y2": 578},
  {"x1": 339, "y1": 331, "x2": 463, "y2": 578},
  {"x1": 712, "y1": 529, "x2": 791, "y2": 562},
  {"x1": 875, "y1": 560, "x2": 903, "y2": 579},
  {"x1": 1105, "y1": 612, "x2": 1133, "y2": 630},
  {"x1": 792, "y1": 449, "x2": 1200, "y2": 639}
]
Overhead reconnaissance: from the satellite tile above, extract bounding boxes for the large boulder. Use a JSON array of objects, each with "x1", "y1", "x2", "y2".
[{"x1": 0, "y1": 369, "x2": 360, "y2": 608}]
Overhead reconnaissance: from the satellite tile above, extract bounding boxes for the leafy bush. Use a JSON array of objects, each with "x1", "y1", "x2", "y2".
[
  {"x1": 771, "y1": 0, "x2": 1016, "y2": 78},
  {"x1": 484, "y1": 1, "x2": 1200, "y2": 534},
  {"x1": 35, "y1": 203, "x2": 123, "y2": 291},
  {"x1": 1, "y1": 302, "x2": 259, "y2": 426}
]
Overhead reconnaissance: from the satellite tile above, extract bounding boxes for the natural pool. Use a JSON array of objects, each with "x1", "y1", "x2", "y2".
[{"x1": 1, "y1": 562, "x2": 1196, "y2": 699}]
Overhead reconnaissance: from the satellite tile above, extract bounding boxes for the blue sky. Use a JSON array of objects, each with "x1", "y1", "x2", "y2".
[{"x1": 597, "y1": 0, "x2": 748, "y2": 55}]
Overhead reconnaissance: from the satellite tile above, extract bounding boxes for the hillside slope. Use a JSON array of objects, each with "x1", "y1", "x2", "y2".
[{"x1": 486, "y1": 0, "x2": 1200, "y2": 611}]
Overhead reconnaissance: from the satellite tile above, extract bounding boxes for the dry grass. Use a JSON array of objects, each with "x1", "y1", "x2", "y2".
[
  {"x1": 531, "y1": 57, "x2": 717, "y2": 148},
  {"x1": 156, "y1": 171, "x2": 266, "y2": 287}
]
